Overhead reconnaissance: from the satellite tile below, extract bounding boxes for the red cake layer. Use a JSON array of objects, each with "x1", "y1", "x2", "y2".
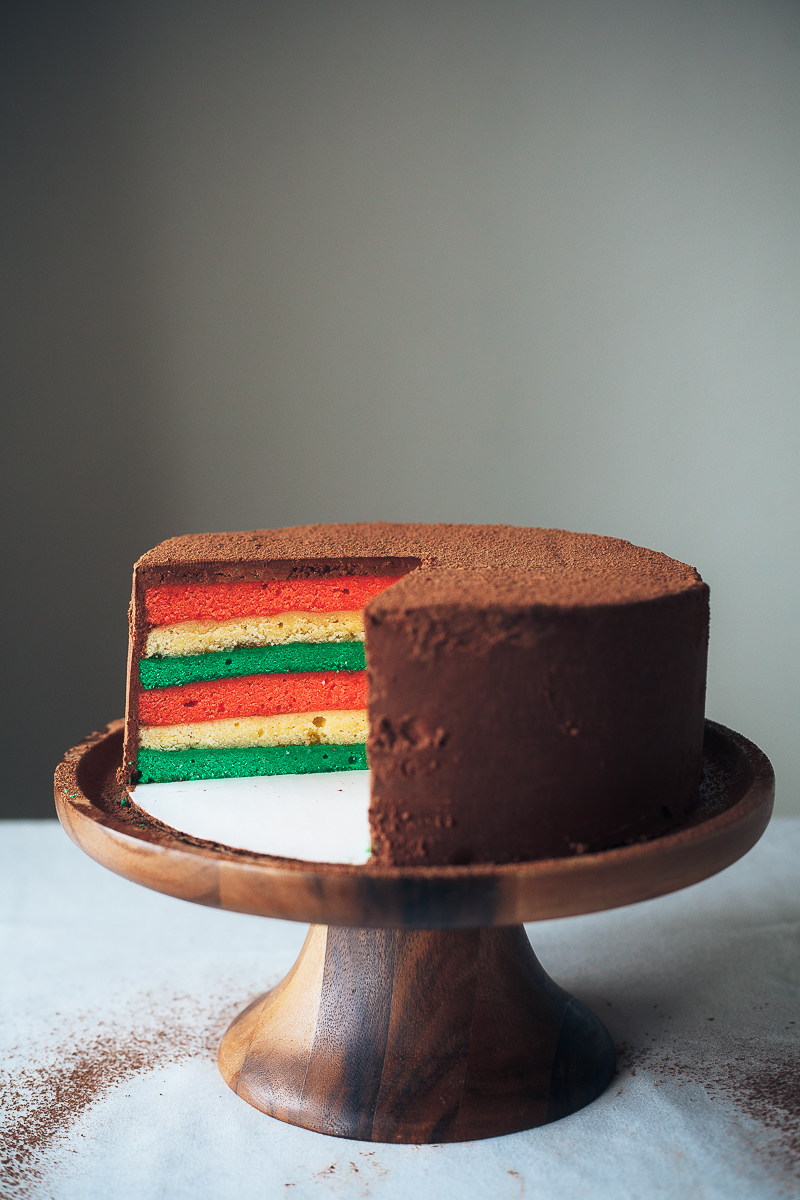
[
  {"x1": 145, "y1": 576, "x2": 402, "y2": 626},
  {"x1": 138, "y1": 671, "x2": 368, "y2": 726}
]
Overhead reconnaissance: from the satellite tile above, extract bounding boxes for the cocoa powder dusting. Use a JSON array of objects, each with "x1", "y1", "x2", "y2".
[
  {"x1": 736, "y1": 1058, "x2": 800, "y2": 1152},
  {"x1": 616, "y1": 1039, "x2": 800, "y2": 1182},
  {"x1": 0, "y1": 990, "x2": 249, "y2": 1199}
]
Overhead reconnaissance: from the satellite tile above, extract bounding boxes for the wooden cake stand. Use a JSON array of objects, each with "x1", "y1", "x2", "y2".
[{"x1": 55, "y1": 719, "x2": 773, "y2": 1144}]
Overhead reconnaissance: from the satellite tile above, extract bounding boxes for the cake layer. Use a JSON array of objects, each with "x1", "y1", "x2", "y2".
[
  {"x1": 136, "y1": 743, "x2": 368, "y2": 783},
  {"x1": 137, "y1": 671, "x2": 368, "y2": 726},
  {"x1": 145, "y1": 576, "x2": 402, "y2": 626},
  {"x1": 139, "y1": 642, "x2": 367, "y2": 689},
  {"x1": 145, "y1": 612, "x2": 365, "y2": 658},
  {"x1": 139, "y1": 709, "x2": 368, "y2": 751}
]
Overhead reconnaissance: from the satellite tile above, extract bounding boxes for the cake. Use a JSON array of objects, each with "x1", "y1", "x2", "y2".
[{"x1": 123, "y1": 523, "x2": 709, "y2": 865}]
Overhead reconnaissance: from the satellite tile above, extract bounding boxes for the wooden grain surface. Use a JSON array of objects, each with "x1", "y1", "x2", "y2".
[
  {"x1": 218, "y1": 924, "x2": 616, "y2": 1142},
  {"x1": 54, "y1": 718, "x2": 774, "y2": 928}
]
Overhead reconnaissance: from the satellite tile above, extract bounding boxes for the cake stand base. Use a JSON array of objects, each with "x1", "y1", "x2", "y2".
[{"x1": 218, "y1": 923, "x2": 615, "y2": 1143}]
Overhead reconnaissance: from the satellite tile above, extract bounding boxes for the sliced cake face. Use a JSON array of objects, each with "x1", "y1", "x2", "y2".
[{"x1": 124, "y1": 561, "x2": 414, "y2": 786}]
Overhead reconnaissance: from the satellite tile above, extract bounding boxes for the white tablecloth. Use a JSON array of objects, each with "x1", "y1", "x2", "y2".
[{"x1": 1, "y1": 818, "x2": 798, "y2": 1199}]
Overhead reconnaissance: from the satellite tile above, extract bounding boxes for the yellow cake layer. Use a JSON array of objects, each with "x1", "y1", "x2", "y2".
[
  {"x1": 144, "y1": 611, "x2": 365, "y2": 658},
  {"x1": 139, "y1": 709, "x2": 368, "y2": 752}
]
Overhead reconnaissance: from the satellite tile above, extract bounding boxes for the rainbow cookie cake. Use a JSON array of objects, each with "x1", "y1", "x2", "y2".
[
  {"x1": 123, "y1": 524, "x2": 709, "y2": 865},
  {"x1": 128, "y1": 572, "x2": 405, "y2": 784}
]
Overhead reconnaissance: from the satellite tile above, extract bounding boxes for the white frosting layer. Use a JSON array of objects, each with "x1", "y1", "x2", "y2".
[{"x1": 130, "y1": 770, "x2": 371, "y2": 865}]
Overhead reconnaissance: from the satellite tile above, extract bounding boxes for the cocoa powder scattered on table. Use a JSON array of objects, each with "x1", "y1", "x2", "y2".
[
  {"x1": 0, "y1": 992, "x2": 246, "y2": 1199},
  {"x1": 616, "y1": 1039, "x2": 800, "y2": 1180}
]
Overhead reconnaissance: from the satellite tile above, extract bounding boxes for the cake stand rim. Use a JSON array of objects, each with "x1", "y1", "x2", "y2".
[{"x1": 54, "y1": 718, "x2": 774, "y2": 926}]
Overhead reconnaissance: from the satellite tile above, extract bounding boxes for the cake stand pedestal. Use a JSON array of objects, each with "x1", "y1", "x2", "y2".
[
  {"x1": 55, "y1": 720, "x2": 773, "y2": 1144},
  {"x1": 218, "y1": 923, "x2": 613, "y2": 1142}
]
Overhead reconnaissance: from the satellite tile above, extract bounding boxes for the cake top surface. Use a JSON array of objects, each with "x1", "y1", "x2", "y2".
[
  {"x1": 366, "y1": 565, "x2": 700, "y2": 611},
  {"x1": 135, "y1": 522, "x2": 703, "y2": 607}
]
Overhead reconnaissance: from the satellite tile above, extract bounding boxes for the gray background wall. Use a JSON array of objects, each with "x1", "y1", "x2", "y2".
[{"x1": 3, "y1": 0, "x2": 799, "y2": 819}]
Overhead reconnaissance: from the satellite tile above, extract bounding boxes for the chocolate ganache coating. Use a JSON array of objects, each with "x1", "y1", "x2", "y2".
[
  {"x1": 365, "y1": 565, "x2": 708, "y2": 865},
  {"x1": 126, "y1": 523, "x2": 708, "y2": 864}
]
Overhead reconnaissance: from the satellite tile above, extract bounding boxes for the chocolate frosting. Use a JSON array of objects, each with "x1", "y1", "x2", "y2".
[{"x1": 135, "y1": 523, "x2": 700, "y2": 595}]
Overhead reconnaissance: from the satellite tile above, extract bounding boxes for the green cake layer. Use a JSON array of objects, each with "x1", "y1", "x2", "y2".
[
  {"x1": 138, "y1": 641, "x2": 366, "y2": 689},
  {"x1": 136, "y1": 743, "x2": 369, "y2": 783}
]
